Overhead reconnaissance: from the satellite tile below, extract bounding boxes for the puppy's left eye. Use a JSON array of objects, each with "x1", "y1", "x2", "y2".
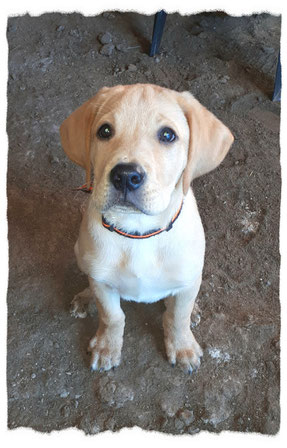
[
  {"x1": 158, "y1": 127, "x2": 177, "y2": 143},
  {"x1": 97, "y1": 123, "x2": 113, "y2": 140}
]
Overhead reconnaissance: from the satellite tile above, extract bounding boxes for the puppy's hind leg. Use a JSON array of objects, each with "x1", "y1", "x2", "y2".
[{"x1": 70, "y1": 287, "x2": 96, "y2": 318}]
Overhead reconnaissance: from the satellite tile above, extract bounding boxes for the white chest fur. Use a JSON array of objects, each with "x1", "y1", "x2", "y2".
[{"x1": 75, "y1": 190, "x2": 205, "y2": 303}]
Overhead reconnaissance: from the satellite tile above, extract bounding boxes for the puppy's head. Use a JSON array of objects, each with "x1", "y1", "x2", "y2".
[{"x1": 60, "y1": 84, "x2": 234, "y2": 215}]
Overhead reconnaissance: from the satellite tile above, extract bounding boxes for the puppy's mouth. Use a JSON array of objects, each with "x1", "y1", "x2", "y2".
[
  {"x1": 111, "y1": 199, "x2": 143, "y2": 214},
  {"x1": 101, "y1": 193, "x2": 147, "y2": 215}
]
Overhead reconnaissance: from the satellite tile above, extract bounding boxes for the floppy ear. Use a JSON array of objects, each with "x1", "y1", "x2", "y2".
[
  {"x1": 60, "y1": 89, "x2": 108, "y2": 188},
  {"x1": 177, "y1": 91, "x2": 234, "y2": 195}
]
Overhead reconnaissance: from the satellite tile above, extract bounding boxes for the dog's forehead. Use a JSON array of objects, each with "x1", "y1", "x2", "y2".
[
  {"x1": 99, "y1": 85, "x2": 186, "y2": 128},
  {"x1": 118, "y1": 86, "x2": 180, "y2": 117}
]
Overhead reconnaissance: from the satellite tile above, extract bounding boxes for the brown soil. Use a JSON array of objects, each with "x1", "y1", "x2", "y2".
[{"x1": 7, "y1": 11, "x2": 281, "y2": 434}]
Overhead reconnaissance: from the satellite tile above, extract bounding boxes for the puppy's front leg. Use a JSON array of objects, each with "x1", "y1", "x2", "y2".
[
  {"x1": 163, "y1": 278, "x2": 203, "y2": 373},
  {"x1": 88, "y1": 277, "x2": 125, "y2": 372}
]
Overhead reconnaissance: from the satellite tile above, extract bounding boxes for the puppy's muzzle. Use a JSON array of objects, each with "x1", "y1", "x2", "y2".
[{"x1": 110, "y1": 163, "x2": 146, "y2": 192}]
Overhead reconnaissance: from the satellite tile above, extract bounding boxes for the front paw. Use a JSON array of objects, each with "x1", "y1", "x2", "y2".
[
  {"x1": 70, "y1": 288, "x2": 93, "y2": 318},
  {"x1": 88, "y1": 332, "x2": 122, "y2": 372},
  {"x1": 165, "y1": 331, "x2": 203, "y2": 374}
]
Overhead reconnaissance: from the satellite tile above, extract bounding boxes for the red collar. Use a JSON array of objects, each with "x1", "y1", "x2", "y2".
[
  {"x1": 75, "y1": 182, "x2": 93, "y2": 193},
  {"x1": 75, "y1": 183, "x2": 183, "y2": 240},
  {"x1": 102, "y1": 201, "x2": 184, "y2": 239}
]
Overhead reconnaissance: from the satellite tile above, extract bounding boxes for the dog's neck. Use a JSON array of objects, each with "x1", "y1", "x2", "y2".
[{"x1": 97, "y1": 184, "x2": 184, "y2": 236}]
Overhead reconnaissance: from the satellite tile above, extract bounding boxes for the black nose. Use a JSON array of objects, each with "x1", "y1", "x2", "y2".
[{"x1": 110, "y1": 163, "x2": 146, "y2": 192}]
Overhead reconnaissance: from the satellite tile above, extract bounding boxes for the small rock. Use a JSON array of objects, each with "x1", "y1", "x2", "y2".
[
  {"x1": 100, "y1": 44, "x2": 114, "y2": 56},
  {"x1": 7, "y1": 23, "x2": 17, "y2": 33},
  {"x1": 210, "y1": 92, "x2": 225, "y2": 108},
  {"x1": 69, "y1": 28, "x2": 81, "y2": 38},
  {"x1": 204, "y1": 377, "x2": 243, "y2": 427},
  {"x1": 102, "y1": 12, "x2": 115, "y2": 19},
  {"x1": 116, "y1": 43, "x2": 128, "y2": 52},
  {"x1": 240, "y1": 210, "x2": 259, "y2": 235},
  {"x1": 160, "y1": 393, "x2": 182, "y2": 417},
  {"x1": 187, "y1": 427, "x2": 201, "y2": 435},
  {"x1": 169, "y1": 375, "x2": 184, "y2": 387},
  {"x1": 178, "y1": 409, "x2": 195, "y2": 425},
  {"x1": 99, "y1": 378, "x2": 116, "y2": 403},
  {"x1": 31, "y1": 373, "x2": 36, "y2": 379},
  {"x1": 190, "y1": 24, "x2": 203, "y2": 35},
  {"x1": 199, "y1": 18, "x2": 209, "y2": 27},
  {"x1": 89, "y1": 50, "x2": 97, "y2": 59},
  {"x1": 98, "y1": 32, "x2": 113, "y2": 44},
  {"x1": 135, "y1": 411, "x2": 152, "y2": 426},
  {"x1": 60, "y1": 405, "x2": 70, "y2": 417},
  {"x1": 60, "y1": 390, "x2": 69, "y2": 398},
  {"x1": 80, "y1": 416, "x2": 101, "y2": 434},
  {"x1": 250, "y1": 368, "x2": 258, "y2": 378},
  {"x1": 198, "y1": 31, "x2": 209, "y2": 39},
  {"x1": 56, "y1": 25, "x2": 65, "y2": 32},
  {"x1": 174, "y1": 419, "x2": 185, "y2": 430},
  {"x1": 219, "y1": 75, "x2": 230, "y2": 84},
  {"x1": 261, "y1": 46, "x2": 275, "y2": 54},
  {"x1": 98, "y1": 378, "x2": 134, "y2": 408},
  {"x1": 105, "y1": 417, "x2": 116, "y2": 431},
  {"x1": 127, "y1": 63, "x2": 137, "y2": 72},
  {"x1": 191, "y1": 304, "x2": 201, "y2": 328},
  {"x1": 161, "y1": 402, "x2": 176, "y2": 418},
  {"x1": 207, "y1": 347, "x2": 231, "y2": 363},
  {"x1": 49, "y1": 154, "x2": 59, "y2": 164}
]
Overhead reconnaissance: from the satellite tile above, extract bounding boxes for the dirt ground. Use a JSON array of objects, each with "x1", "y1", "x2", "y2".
[{"x1": 6, "y1": 11, "x2": 281, "y2": 435}]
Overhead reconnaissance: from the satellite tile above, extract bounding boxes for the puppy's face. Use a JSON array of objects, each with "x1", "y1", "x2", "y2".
[
  {"x1": 90, "y1": 85, "x2": 189, "y2": 215},
  {"x1": 60, "y1": 84, "x2": 234, "y2": 215}
]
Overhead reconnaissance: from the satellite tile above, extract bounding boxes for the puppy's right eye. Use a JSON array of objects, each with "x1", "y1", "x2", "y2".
[
  {"x1": 97, "y1": 123, "x2": 113, "y2": 139},
  {"x1": 158, "y1": 127, "x2": 177, "y2": 144}
]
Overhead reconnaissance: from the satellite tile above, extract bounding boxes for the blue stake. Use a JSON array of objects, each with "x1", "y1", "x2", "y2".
[
  {"x1": 149, "y1": 10, "x2": 167, "y2": 57},
  {"x1": 272, "y1": 51, "x2": 281, "y2": 102}
]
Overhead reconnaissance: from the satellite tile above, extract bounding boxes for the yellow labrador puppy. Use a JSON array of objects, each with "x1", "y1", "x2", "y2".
[{"x1": 60, "y1": 84, "x2": 234, "y2": 373}]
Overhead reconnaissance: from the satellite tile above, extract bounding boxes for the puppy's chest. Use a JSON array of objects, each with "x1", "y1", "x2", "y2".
[{"x1": 96, "y1": 242, "x2": 190, "y2": 302}]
